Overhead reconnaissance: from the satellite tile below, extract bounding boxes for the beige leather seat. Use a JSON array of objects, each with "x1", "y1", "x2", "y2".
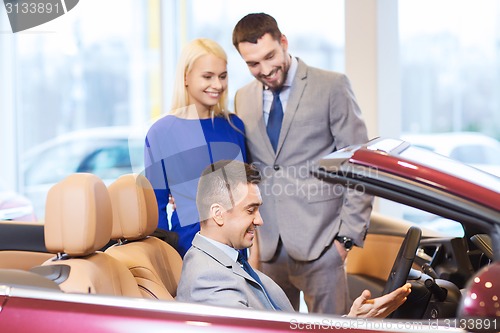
[
  {"x1": 105, "y1": 174, "x2": 182, "y2": 300},
  {"x1": 41, "y1": 173, "x2": 142, "y2": 297}
]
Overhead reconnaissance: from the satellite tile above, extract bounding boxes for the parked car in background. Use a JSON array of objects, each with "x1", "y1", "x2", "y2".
[
  {"x1": 22, "y1": 127, "x2": 144, "y2": 219},
  {"x1": 401, "y1": 132, "x2": 500, "y2": 177},
  {"x1": 0, "y1": 179, "x2": 36, "y2": 222}
]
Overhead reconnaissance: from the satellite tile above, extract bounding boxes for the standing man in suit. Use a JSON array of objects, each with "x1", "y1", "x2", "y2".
[
  {"x1": 176, "y1": 160, "x2": 411, "y2": 316},
  {"x1": 232, "y1": 13, "x2": 373, "y2": 314}
]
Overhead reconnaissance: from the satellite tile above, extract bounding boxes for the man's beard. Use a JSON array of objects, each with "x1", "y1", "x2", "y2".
[{"x1": 261, "y1": 64, "x2": 288, "y2": 91}]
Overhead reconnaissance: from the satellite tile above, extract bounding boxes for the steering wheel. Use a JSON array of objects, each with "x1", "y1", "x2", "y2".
[{"x1": 382, "y1": 226, "x2": 422, "y2": 296}]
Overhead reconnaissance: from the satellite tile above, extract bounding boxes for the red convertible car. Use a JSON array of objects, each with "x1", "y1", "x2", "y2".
[
  {"x1": 317, "y1": 138, "x2": 499, "y2": 328},
  {"x1": 1, "y1": 137, "x2": 498, "y2": 332}
]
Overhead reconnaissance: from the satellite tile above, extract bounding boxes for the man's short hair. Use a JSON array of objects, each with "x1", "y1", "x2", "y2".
[
  {"x1": 232, "y1": 13, "x2": 282, "y2": 52},
  {"x1": 196, "y1": 160, "x2": 261, "y2": 222}
]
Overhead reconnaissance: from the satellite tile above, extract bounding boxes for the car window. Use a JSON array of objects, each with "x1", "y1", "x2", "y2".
[
  {"x1": 402, "y1": 206, "x2": 464, "y2": 238},
  {"x1": 78, "y1": 144, "x2": 133, "y2": 180},
  {"x1": 450, "y1": 145, "x2": 484, "y2": 164},
  {"x1": 450, "y1": 144, "x2": 500, "y2": 165},
  {"x1": 411, "y1": 144, "x2": 435, "y2": 152},
  {"x1": 484, "y1": 146, "x2": 500, "y2": 164}
]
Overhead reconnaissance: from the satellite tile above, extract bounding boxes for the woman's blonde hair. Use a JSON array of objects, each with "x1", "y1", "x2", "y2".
[{"x1": 170, "y1": 38, "x2": 229, "y2": 118}]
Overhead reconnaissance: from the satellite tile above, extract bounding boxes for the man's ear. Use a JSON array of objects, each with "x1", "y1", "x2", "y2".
[
  {"x1": 210, "y1": 203, "x2": 224, "y2": 226},
  {"x1": 280, "y1": 34, "x2": 288, "y2": 50}
]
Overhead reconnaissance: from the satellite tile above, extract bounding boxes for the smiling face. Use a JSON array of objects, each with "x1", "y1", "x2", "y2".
[
  {"x1": 216, "y1": 182, "x2": 263, "y2": 250},
  {"x1": 237, "y1": 33, "x2": 291, "y2": 91},
  {"x1": 185, "y1": 54, "x2": 228, "y2": 117}
]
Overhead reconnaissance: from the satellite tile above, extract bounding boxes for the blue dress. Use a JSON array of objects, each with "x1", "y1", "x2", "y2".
[{"x1": 144, "y1": 114, "x2": 247, "y2": 257}]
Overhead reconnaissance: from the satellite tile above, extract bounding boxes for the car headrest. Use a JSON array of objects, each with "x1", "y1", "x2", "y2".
[
  {"x1": 108, "y1": 174, "x2": 158, "y2": 241},
  {"x1": 44, "y1": 173, "x2": 113, "y2": 256}
]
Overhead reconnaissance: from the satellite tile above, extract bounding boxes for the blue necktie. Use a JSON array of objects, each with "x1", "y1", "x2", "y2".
[
  {"x1": 266, "y1": 89, "x2": 284, "y2": 152},
  {"x1": 237, "y1": 252, "x2": 281, "y2": 310}
]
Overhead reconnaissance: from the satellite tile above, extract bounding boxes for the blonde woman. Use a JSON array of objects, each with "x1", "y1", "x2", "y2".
[{"x1": 144, "y1": 39, "x2": 247, "y2": 257}]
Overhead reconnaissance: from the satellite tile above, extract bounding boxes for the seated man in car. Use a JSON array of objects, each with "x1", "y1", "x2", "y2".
[{"x1": 176, "y1": 160, "x2": 411, "y2": 316}]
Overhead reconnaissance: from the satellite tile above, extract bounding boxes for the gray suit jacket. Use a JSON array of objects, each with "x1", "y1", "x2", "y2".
[
  {"x1": 234, "y1": 58, "x2": 373, "y2": 261},
  {"x1": 176, "y1": 234, "x2": 294, "y2": 312}
]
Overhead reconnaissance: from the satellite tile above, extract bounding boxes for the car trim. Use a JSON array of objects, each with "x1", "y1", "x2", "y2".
[
  {"x1": 350, "y1": 147, "x2": 500, "y2": 211},
  {"x1": 0, "y1": 285, "x2": 465, "y2": 332},
  {"x1": 315, "y1": 168, "x2": 497, "y2": 233}
]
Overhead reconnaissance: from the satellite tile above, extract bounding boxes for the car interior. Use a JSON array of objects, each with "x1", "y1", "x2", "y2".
[
  {"x1": 0, "y1": 221, "x2": 52, "y2": 271},
  {"x1": 0, "y1": 170, "x2": 497, "y2": 323},
  {"x1": 31, "y1": 173, "x2": 142, "y2": 297},
  {"x1": 347, "y1": 216, "x2": 491, "y2": 320},
  {"x1": 104, "y1": 173, "x2": 182, "y2": 300}
]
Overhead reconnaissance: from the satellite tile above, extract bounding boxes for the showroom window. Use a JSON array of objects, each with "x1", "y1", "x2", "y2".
[
  {"x1": 400, "y1": 0, "x2": 500, "y2": 139},
  {"x1": 399, "y1": 0, "x2": 500, "y2": 236},
  {"x1": 1, "y1": 0, "x2": 161, "y2": 219},
  {"x1": 1, "y1": 0, "x2": 344, "y2": 220},
  {"x1": 185, "y1": 0, "x2": 345, "y2": 106},
  {"x1": 12, "y1": 0, "x2": 161, "y2": 151}
]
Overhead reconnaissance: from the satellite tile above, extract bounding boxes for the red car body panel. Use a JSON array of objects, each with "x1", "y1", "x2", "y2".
[
  {"x1": 350, "y1": 148, "x2": 500, "y2": 211},
  {"x1": 0, "y1": 289, "x2": 402, "y2": 333}
]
